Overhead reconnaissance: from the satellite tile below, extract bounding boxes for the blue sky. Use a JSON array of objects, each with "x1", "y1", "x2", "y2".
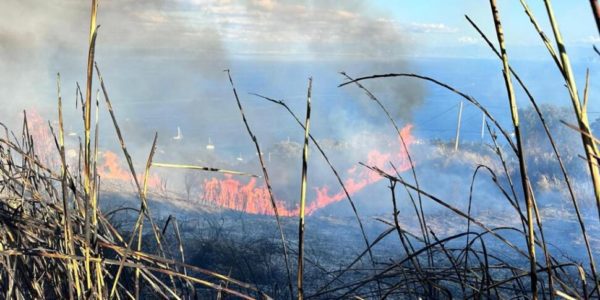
[
  {"x1": 207, "y1": 0, "x2": 597, "y2": 59},
  {"x1": 1, "y1": 0, "x2": 598, "y2": 62},
  {"x1": 188, "y1": 0, "x2": 600, "y2": 59},
  {"x1": 373, "y1": 0, "x2": 598, "y2": 46},
  {"x1": 0, "y1": 0, "x2": 598, "y2": 128}
]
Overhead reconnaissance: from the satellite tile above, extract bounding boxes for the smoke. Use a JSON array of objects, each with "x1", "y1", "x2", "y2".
[
  {"x1": 0, "y1": 0, "x2": 430, "y2": 215},
  {"x1": 0, "y1": 0, "x2": 428, "y2": 139},
  {"x1": 0, "y1": 0, "x2": 228, "y2": 129},
  {"x1": 218, "y1": 0, "x2": 426, "y2": 121},
  {"x1": 0, "y1": 0, "x2": 236, "y2": 176}
]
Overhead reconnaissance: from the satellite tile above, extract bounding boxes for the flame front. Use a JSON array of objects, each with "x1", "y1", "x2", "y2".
[
  {"x1": 27, "y1": 110, "x2": 58, "y2": 167},
  {"x1": 21, "y1": 110, "x2": 415, "y2": 216},
  {"x1": 89, "y1": 125, "x2": 414, "y2": 216},
  {"x1": 97, "y1": 151, "x2": 162, "y2": 189},
  {"x1": 201, "y1": 125, "x2": 415, "y2": 216},
  {"x1": 201, "y1": 176, "x2": 296, "y2": 215}
]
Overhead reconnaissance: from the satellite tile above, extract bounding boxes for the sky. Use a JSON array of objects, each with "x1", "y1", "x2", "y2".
[
  {"x1": 1, "y1": 0, "x2": 599, "y2": 210},
  {"x1": 1, "y1": 0, "x2": 598, "y2": 62},
  {"x1": 374, "y1": 0, "x2": 599, "y2": 51},
  {"x1": 0, "y1": 0, "x2": 598, "y2": 144}
]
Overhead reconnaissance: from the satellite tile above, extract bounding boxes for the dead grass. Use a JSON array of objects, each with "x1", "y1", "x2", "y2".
[{"x1": 1, "y1": 0, "x2": 599, "y2": 299}]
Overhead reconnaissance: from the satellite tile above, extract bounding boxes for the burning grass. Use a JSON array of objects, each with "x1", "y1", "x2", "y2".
[
  {"x1": 0, "y1": 117, "x2": 269, "y2": 298},
  {"x1": 1, "y1": 0, "x2": 600, "y2": 299}
]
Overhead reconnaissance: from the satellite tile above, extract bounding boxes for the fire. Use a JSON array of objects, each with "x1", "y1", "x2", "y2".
[
  {"x1": 97, "y1": 151, "x2": 130, "y2": 181},
  {"x1": 23, "y1": 110, "x2": 166, "y2": 191},
  {"x1": 201, "y1": 176, "x2": 296, "y2": 216},
  {"x1": 90, "y1": 126, "x2": 415, "y2": 216},
  {"x1": 26, "y1": 110, "x2": 58, "y2": 166},
  {"x1": 201, "y1": 125, "x2": 415, "y2": 216},
  {"x1": 97, "y1": 151, "x2": 162, "y2": 189}
]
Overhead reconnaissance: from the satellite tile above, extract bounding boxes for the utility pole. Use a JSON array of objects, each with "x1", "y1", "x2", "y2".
[
  {"x1": 481, "y1": 112, "x2": 486, "y2": 141},
  {"x1": 454, "y1": 100, "x2": 464, "y2": 151}
]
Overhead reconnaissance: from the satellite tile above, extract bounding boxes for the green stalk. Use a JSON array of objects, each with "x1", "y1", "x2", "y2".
[
  {"x1": 297, "y1": 78, "x2": 312, "y2": 300},
  {"x1": 489, "y1": 0, "x2": 538, "y2": 297},
  {"x1": 83, "y1": 0, "x2": 99, "y2": 290},
  {"x1": 543, "y1": 0, "x2": 600, "y2": 225}
]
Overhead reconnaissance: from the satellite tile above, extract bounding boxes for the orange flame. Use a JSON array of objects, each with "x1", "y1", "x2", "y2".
[
  {"x1": 97, "y1": 151, "x2": 162, "y2": 189},
  {"x1": 92, "y1": 126, "x2": 414, "y2": 216},
  {"x1": 26, "y1": 110, "x2": 58, "y2": 165},
  {"x1": 201, "y1": 176, "x2": 295, "y2": 215},
  {"x1": 201, "y1": 125, "x2": 415, "y2": 216},
  {"x1": 97, "y1": 151, "x2": 130, "y2": 181}
]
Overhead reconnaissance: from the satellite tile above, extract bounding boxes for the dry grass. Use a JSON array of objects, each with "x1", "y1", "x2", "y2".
[
  {"x1": 1, "y1": 0, "x2": 599, "y2": 299},
  {"x1": 0, "y1": 115, "x2": 269, "y2": 299}
]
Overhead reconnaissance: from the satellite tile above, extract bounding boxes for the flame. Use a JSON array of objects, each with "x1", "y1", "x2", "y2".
[
  {"x1": 97, "y1": 151, "x2": 130, "y2": 181},
  {"x1": 24, "y1": 110, "x2": 166, "y2": 190},
  {"x1": 26, "y1": 110, "x2": 58, "y2": 165},
  {"x1": 201, "y1": 125, "x2": 415, "y2": 216},
  {"x1": 201, "y1": 176, "x2": 299, "y2": 216},
  {"x1": 91, "y1": 126, "x2": 415, "y2": 216},
  {"x1": 97, "y1": 151, "x2": 162, "y2": 189}
]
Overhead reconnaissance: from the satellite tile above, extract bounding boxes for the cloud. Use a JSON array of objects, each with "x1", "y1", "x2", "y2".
[
  {"x1": 0, "y1": 0, "x2": 426, "y2": 141},
  {"x1": 0, "y1": 1, "x2": 436, "y2": 62},
  {"x1": 458, "y1": 36, "x2": 479, "y2": 45},
  {"x1": 223, "y1": 1, "x2": 425, "y2": 119},
  {"x1": 407, "y1": 22, "x2": 458, "y2": 34},
  {"x1": 195, "y1": 0, "x2": 420, "y2": 59},
  {"x1": 581, "y1": 35, "x2": 600, "y2": 43},
  {"x1": 0, "y1": 0, "x2": 227, "y2": 65}
]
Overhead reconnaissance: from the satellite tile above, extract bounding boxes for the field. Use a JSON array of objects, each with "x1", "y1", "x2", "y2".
[{"x1": 1, "y1": 0, "x2": 600, "y2": 299}]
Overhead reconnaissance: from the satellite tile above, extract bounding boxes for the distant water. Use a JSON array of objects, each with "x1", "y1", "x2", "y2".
[{"x1": 98, "y1": 57, "x2": 596, "y2": 157}]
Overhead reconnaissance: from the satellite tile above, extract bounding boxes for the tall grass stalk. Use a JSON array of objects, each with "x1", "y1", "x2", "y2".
[
  {"x1": 542, "y1": 0, "x2": 600, "y2": 223},
  {"x1": 95, "y1": 64, "x2": 172, "y2": 298},
  {"x1": 226, "y1": 69, "x2": 295, "y2": 299},
  {"x1": 152, "y1": 162, "x2": 259, "y2": 177},
  {"x1": 250, "y1": 92, "x2": 380, "y2": 290},
  {"x1": 489, "y1": 0, "x2": 538, "y2": 297},
  {"x1": 83, "y1": 0, "x2": 99, "y2": 291},
  {"x1": 465, "y1": 15, "x2": 598, "y2": 294},
  {"x1": 341, "y1": 71, "x2": 433, "y2": 272},
  {"x1": 297, "y1": 78, "x2": 312, "y2": 300},
  {"x1": 57, "y1": 73, "x2": 78, "y2": 300},
  {"x1": 592, "y1": 0, "x2": 600, "y2": 34}
]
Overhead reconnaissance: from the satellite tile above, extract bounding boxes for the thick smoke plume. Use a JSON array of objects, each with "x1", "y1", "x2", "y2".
[
  {"x1": 0, "y1": 0, "x2": 425, "y2": 129},
  {"x1": 0, "y1": 0, "x2": 428, "y2": 214}
]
